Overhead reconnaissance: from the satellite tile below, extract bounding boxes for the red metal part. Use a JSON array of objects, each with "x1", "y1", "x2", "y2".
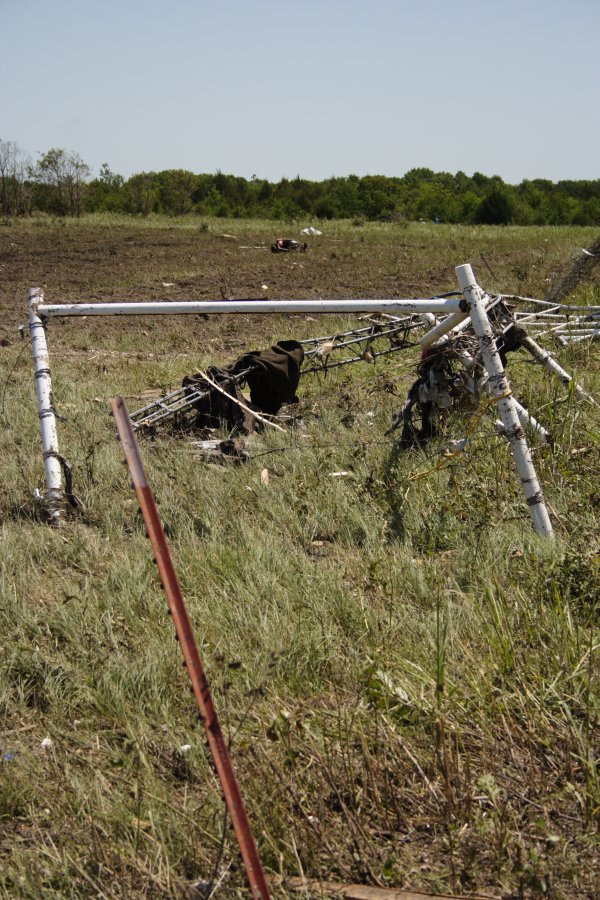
[{"x1": 111, "y1": 396, "x2": 270, "y2": 900}]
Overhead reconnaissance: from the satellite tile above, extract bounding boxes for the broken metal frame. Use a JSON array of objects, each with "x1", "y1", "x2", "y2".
[
  {"x1": 28, "y1": 295, "x2": 460, "y2": 520},
  {"x1": 29, "y1": 269, "x2": 555, "y2": 535},
  {"x1": 502, "y1": 295, "x2": 600, "y2": 344},
  {"x1": 128, "y1": 317, "x2": 424, "y2": 430}
]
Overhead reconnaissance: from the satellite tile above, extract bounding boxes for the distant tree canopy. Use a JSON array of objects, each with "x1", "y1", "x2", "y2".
[{"x1": 1, "y1": 140, "x2": 599, "y2": 225}]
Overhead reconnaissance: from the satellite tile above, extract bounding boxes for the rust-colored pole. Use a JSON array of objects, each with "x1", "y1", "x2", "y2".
[{"x1": 111, "y1": 397, "x2": 270, "y2": 900}]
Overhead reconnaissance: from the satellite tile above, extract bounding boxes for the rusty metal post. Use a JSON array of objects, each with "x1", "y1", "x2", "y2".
[{"x1": 111, "y1": 396, "x2": 270, "y2": 900}]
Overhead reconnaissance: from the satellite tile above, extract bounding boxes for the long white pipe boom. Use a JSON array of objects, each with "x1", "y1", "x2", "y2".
[
  {"x1": 456, "y1": 265, "x2": 553, "y2": 539},
  {"x1": 35, "y1": 298, "x2": 463, "y2": 318}
]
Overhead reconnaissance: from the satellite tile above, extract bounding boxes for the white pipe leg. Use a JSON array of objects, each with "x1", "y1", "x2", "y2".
[
  {"x1": 494, "y1": 398, "x2": 551, "y2": 444},
  {"x1": 29, "y1": 288, "x2": 63, "y2": 519},
  {"x1": 456, "y1": 266, "x2": 553, "y2": 538},
  {"x1": 419, "y1": 292, "x2": 498, "y2": 349},
  {"x1": 520, "y1": 335, "x2": 593, "y2": 403}
]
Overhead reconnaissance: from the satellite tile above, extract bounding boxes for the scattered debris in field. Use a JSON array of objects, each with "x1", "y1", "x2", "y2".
[
  {"x1": 271, "y1": 238, "x2": 308, "y2": 253},
  {"x1": 26, "y1": 264, "x2": 599, "y2": 537},
  {"x1": 301, "y1": 227, "x2": 322, "y2": 236},
  {"x1": 386, "y1": 295, "x2": 595, "y2": 451},
  {"x1": 129, "y1": 318, "x2": 420, "y2": 432},
  {"x1": 192, "y1": 438, "x2": 249, "y2": 463},
  {"x1": 132, "y1": 341, "x2": 305, "y2": 433}
]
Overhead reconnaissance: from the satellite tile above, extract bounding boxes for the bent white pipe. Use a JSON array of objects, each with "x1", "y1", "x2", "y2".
[{"x1": 456, "y1": 265, "x2": 553, "y2": 538}]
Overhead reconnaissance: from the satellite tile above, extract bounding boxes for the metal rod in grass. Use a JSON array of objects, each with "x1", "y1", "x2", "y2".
[{"x1": 111, "y1": 397, "x2": 271, "y2": 900}]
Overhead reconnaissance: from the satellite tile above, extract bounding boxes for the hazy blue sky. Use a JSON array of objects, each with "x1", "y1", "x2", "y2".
[{"x1": 2, "y1": 0, "x2": 599, "y2": 184}]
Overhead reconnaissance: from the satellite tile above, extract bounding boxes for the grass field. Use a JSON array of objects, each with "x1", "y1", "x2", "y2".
[{"x1": 0, "y1": 215, "x2": 598, "y2": 898}]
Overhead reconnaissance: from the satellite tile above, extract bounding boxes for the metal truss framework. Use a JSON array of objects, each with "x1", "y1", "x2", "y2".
[{"x1": 28, "y1": 264, "x2": 564, "y2": 536}]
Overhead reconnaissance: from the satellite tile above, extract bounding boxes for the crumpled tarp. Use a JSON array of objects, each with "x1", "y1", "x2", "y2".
[
  {"x1": 230, "y1": 340, "x2": 304, "y2": 415},
  {"x1": 183, "y1": 340, "x2": 304, "y2": 432}
]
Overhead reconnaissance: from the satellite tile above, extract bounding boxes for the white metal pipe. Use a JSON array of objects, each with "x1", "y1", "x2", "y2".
[
  {"x1": 499, "y1": 295, "x2": 600, "y2": 312},
  {"x1": 36, "y1": 298, "x2": 462, "y2": 318},
  {"x1": 517, "y1": 322, "x2": 598, "y2": 337},
  {"x1": 531, "y1": 320, "x2": 598, "y2": 338},
  {"x1": 28, "y1": 288, "x2": 63, "y2": 519},
  {"x1": 520, "y1": 335, "x2": 591, "y2": 402},
  {"x1": 420, "y1": 312, "x2": 475, "y2": 365},
  {"x1": 523, "y1": 325, "x2": 599, "y2": 332},
  {"x1": 494, "y1": 399, "x2": 550, "y2": 444},
  {"x1": 456, "y1": 265, "x2": 553, "y2": 538},
  {"x1": 512, "y1": 307, "x2": 562, "y2": 324},
  {"x1": 559, "y1": 330, "x2": 600, "y2": 344},
  {"x1": 419, "y1": 310, "x2": 468, "y2": 347},
  {"x1": 419, "y1": 292, "x2": 499, "y2": 349}
]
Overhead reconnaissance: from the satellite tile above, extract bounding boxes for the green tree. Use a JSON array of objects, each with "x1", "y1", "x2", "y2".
[
  {"x1": 85, "y1": 163, "x2": 125, "y2": 211},
  {"x1": 157, "y1": 169, "x2": 197, "y2": 215},
  {"x1": 475, "y1": 186, "x2": 515, "y2": 225},
  {"x1": 122, "y1": 172, "x2": 160, "y2": 216},
  {"x1": 31, "y1": 148, "x2": 90, "y2": 216}
]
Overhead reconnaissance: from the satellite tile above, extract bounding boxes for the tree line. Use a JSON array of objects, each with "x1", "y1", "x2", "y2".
[{"x1": 1, "y1": 140, "x2": 599, "y2": 225}]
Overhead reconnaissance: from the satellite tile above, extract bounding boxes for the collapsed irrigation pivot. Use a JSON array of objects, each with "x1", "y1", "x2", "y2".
[
  {"x1": 18, "y1": 247, "x2": 599, "y2": 896},
  {"x1": 26, "y1": 261, "x2": 594, "y2": 537}
]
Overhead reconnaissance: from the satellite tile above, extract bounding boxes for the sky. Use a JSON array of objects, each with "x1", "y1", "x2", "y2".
[{"x1": 2, "y1": 0, "x2": 599, "y2": 185}]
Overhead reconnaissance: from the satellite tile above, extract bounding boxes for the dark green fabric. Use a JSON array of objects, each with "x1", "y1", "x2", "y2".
[
  {"x1": 230, "y1": 340, "x2": 304, "y2": 415},
  {"x1": 182, "y1": 366, "x2": 255, "y2": 432}
]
